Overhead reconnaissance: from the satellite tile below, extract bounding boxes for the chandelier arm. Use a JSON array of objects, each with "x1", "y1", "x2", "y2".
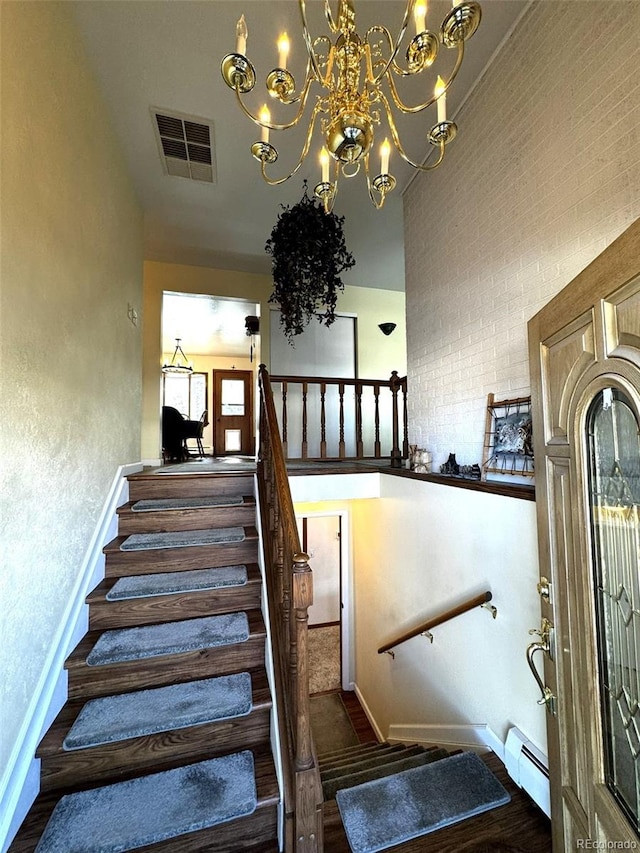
[
  {"x1": 234, "y1": 75, "x2": 314, "y2": 132},
  {"x1": 365, "y1": 24, "x2": 426, "y2": 81},
  {"x1": 258, "y1": 102, "x2": 325, "y2": 186},
  {"x1": 299, "y1": 0, "x2": 326, "y2": 81},
  {"x1": 324, "y1": 0, "x2": 339, "y2": 33},
  {"x1": 367, "y1": 2, "x2": 413, "y2": 85},
  {"x1": 380, "y1": 91, "x2": 446, "y2": 171},
  {"x1": 384, "y1": 40, "x2": 465, "y2": 114}
]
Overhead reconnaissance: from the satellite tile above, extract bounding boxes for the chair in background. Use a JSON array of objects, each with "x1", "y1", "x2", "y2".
[
  {"x1": 161, "y1": 405, "x2": 188, "y2": 462},
  {"x1": 182, "y1": 410, "x2": 208, "y2": 457}
]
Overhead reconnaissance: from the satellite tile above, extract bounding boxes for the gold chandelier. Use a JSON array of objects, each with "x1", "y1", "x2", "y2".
[{"x1": 221, "y1": 0, "x2": 481, "y2": 211}]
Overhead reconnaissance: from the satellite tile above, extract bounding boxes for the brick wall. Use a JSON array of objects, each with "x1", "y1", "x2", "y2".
[{"x1": 404, "y1": 1, "x2": 640, "y2": 470}]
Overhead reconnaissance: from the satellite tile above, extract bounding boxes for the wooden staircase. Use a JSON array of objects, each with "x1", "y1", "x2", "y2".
[
  {"x1": 318, "y1": 741, "x2": 452, "y2": 802},
  {"x1": 10, "y1": 471, "x2": 280, "y2": 853}
]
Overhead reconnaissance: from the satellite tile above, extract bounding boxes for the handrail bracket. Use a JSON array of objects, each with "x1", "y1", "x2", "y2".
[{"x1": 482, "y1": 602, "x2": 498, "y2": 619}]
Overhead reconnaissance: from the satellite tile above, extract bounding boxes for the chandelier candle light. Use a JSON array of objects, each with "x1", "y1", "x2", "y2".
[{"x1": 221, "y1": 0, "x2": 481, "y2": 211}]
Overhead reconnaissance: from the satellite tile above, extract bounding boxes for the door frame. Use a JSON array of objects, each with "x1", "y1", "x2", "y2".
[
  {"x1": 295, "y1": 509, "x2": 353, "y2": 691},
  {"x1": 528, "y1": 219, "x2": 640, "y2": 849}
]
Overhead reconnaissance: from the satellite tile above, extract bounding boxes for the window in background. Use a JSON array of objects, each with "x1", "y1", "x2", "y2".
[{"x1": 163, "y1": 372, "x2": 207, "y2": 419}]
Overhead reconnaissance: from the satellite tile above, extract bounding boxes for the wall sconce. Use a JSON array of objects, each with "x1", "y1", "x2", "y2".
[{"x1": 379, "y1": 323, "x2": 397, "y2": 336}]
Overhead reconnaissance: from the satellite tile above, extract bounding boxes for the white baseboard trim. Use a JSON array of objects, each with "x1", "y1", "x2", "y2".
[
  {"x1": 353, "y1": 683, "x2": 385, "y2": 743},
  {"x1": 0, "y1": 462, "x2": 142, "y2": 853},
  {"x1": 142, "y1": 457, "x2": 162, "y2": 468},
  {"x1": 387, "y1": 722, "x2": 497, "y2": 755}
]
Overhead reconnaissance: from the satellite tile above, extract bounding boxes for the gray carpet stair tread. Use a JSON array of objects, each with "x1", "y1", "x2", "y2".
[
  {"x1": 321, "y1": 745, "x2": 425, "y2": 780},
  {"x1": 336, "y1": 751, "x2": 510, "y2": 853},
  {"x1": 323, "y1": 747, "x2": 450, "y2": 801},
  {"x1": 106, "y1": 565, "x2": 248, "y2": 600},
  {"x1": 120, "y1": 527, "x2": 245, "y2": 551},
  {"x1": 131, "y1": 496, "x2": 245, "y2": 511},
  {"x1": 34, "y1": 751, "x2": 257, "y2": 853},
  {"x1": 318, "y1": 741, "x2": 381, "y2": 762},
  {"x1": 320, "y1": 744, "x2": 406, "y2": 772},
  {"x1": 63, "y1": 672, "x2": 253, "y2": 750},
  {"x1": 86, "y1": 612, "x2": 250, "y2": 666}
]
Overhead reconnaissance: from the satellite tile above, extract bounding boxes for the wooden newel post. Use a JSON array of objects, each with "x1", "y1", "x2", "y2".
[
  {"x1": 292, "y1": 552, "x2": 313, "y2": 771},
  {"x1": 390, "y1": 371, "x2": 402, "y2": 468},
  {"x1": 292, "y1": 552, "x2": 323, "y2": 852}
]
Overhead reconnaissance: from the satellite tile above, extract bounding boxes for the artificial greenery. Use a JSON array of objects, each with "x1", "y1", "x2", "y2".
[{"x1": 265, "y1": 183, "x2": 355, "y2": 343}]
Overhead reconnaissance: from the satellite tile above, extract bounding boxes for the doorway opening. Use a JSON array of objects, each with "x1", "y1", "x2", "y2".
[
  {"x1": 160, "y1": 292, "x2": 259, "y2": 458},
  {"x1": 296, "y1": 511, "x2": 352, "y2": 694}
]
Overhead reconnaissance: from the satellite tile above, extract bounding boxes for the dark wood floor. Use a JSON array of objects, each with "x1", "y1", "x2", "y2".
[{"x1": 331, "y1": 690, "x2": 552, "y2": 853}]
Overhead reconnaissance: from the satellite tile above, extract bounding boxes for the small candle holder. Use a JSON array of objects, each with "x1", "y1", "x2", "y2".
[
  {"x1": 406, "y1": 31, "x2": 439, "y2": 72},
  {"x1": 442, "y1": 1, "x2": 482, "y2": 47},
  {"x1": 251, "y1": 141, "x2": 278, "y2": 164},
  {"x1": 429, "y1": 121, "x2": 457, "y2": 145},
  {"x1": 266, "y1": 68, "x2": 296, "y2": 102},
  {"x1": 221, "y1": 53, "x2": 256, "y2": 93},
  {"x1": 370, "y1": 173, "x2": 396, "y2": 210},
  {"x1": 372, "y1": 173, "x2": 397, "y2": 194},
  {"x1": 314, "y1": 180, "x2": 337, "y2": 214}
]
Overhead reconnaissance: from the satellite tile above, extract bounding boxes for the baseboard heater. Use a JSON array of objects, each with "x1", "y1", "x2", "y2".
[{"x1": 504, "y1": 727, "x2": 550, "y2": 817}]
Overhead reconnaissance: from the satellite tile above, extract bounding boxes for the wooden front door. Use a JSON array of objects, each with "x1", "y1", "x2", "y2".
[
  {"x1": 213, "y1": 370, "x2": 254, "y2": 456},
  {"x1": 528, "y1": 219, "x2": 640, "y2": 850}
]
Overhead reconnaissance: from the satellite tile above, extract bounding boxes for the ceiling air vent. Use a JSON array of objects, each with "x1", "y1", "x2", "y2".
[{"x1": 152, "y1": 110, "x2": 216, "y2": 183}]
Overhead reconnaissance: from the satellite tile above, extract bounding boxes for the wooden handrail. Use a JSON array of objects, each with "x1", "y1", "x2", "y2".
[
  {"x1": 270, "y1": 373, "x2": 407, "y2": 389},
  {"x1": 268, "y1": 371, "x2": 408, "y2": 465},
  {"x1": 377, "y1": 591, "x2": 493, "y2": 655},
  {"x1": 256, "y1": 365, "x2": 323, "y2": 852}
]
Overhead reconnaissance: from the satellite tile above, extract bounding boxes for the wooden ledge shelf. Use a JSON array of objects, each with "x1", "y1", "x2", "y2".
[
  {"x1": 381, "y1": 468, "x2": 536, "y2": 501},
  {"x1": 284, "y1": 459, "x2": 535, "y2": 501}
]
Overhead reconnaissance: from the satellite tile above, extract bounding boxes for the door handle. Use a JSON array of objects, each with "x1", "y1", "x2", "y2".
[{"x1": 527, "y1": 618, "x2": 557, "y2": 715}]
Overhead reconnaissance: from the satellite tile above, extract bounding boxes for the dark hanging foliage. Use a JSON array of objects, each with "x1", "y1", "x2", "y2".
[{"x1": 265, "y1": 183, "x2": 355, "y2": 343}]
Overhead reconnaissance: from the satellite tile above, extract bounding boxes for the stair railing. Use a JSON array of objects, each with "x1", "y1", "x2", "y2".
[
  {"x1": 269, "y1": 371, "x2": 408, "y2": 467},
  {"x1": 257, "y1": 364, "x2": 324, "y2": 853},
  {"x1": 378, "y1": 591, "x2": 496, "y2": 657}
]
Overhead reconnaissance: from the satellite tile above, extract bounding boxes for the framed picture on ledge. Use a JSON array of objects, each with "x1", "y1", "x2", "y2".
[{"x1": 481, "y1": 393, "x2": 534, "y2": 480}]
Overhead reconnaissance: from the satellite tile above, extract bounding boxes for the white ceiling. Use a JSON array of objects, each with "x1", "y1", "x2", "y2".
[
  {"x1": 72, "y1": 0, "x2": 527, "y2": 355},
  {"x1": 162, "y1": 293, "x2": 259, "y2": 359}
]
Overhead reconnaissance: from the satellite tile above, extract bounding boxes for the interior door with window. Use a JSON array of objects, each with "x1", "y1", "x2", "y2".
[
  {"x1": 528, "y1": 220, "x2": 640, "y2": 850},
  {"x1": 213, "y1": 370, "x2": 254, "y2": 455}
]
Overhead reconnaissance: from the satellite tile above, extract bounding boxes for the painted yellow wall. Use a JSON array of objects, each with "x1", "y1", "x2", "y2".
[
  {"x1": 0, "y1": 2, "x2": 142, "y2": 778},
  {"x1": 143, "y1": 262, "x2": 406, "y2": 461},
  {"x1": 336, "y1": 285, "x2": 406, "y2": 380}
]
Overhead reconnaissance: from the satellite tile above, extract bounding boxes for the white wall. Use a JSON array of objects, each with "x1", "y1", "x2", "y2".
[
  {"x1": 0, "y1": 0, "x2": 142, "y2": 810},
  {"x1": 351, "y1": 477, "x2": 547, "y2": 752},
  {"x1": 404, "y1": 0, "x2": 640, "y2": 470}
]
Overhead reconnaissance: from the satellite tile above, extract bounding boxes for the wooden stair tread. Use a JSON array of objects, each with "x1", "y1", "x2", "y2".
[
  {"x1": 117, "y1": 495, "x2": 256, "y2": 513},
  {"x1": 8, "y1": 750, "x2": 278, "y2": 853},
  {"x1": 67, "y1": 609, "x2": 266, "y2": 667},
  {"x1": 38, "y1": 669, "x2": 272, "y2": 756},
  {"x1": 88, "y1": 563, "x2": 262, "y2": 603},
  {"x1": 37, "y1": 671, "x2": 274, "y2": 792},
  {"x1": 103, "y1": 526, "x2": 259, "y2": 553}
]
